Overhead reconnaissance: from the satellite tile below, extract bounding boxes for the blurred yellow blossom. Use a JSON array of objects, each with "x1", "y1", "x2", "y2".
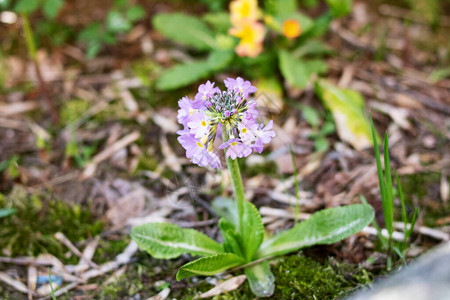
[
  {"x1": 229, "y1": 20, "x2": 265, "y2": 57},
  {"x1": 230, "y1": 0, "x2": 258, "y2": 26},
  {"x1": 282, "y1": 19, "x2": 302, "y2": 39}
]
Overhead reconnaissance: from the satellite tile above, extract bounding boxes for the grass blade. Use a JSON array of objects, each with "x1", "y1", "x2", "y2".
[
  {"x1": 370, "y1": 115, "x2": 387, "y2": 210},
  {"x1": 395, "y1": 170, "x2": 408, "y2": 232},
  {"x1": 407, "y1": 208, "x2": 419, "y2": 238},
  {"x1": 48, "y1": 269, "x2": 57, "y2": 300},
  {"x1": 290, "y1": 145, "x2": 300, "y2": 223},
  {"x1": 383, "y1": 132, "x2": 394, "y2": 235}
]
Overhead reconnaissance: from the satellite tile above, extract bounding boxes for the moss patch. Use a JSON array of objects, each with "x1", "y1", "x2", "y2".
[
  {"x1": 0, "y1": 186, "x2": 103, "y2": 263},
  {"x1": 177, "y1": 254, "x2": 373, "y2": 299},
  {"x1": 92, "y1": 252, "x2": 186, "y2": 299}
]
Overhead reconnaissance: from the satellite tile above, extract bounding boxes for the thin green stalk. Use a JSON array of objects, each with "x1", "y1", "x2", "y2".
[
  {"x1": 21, "y1": 13, "x2": 59, "y2": 123},
  {"x1": 387, "y1": 238, "x2": 393, "y2": 271},
  {"x1": 290, "y1": 145, "x2": 300, "y2": 223},
  {"x1": 48, "y1": 268, "x2": 57, "y2": 300},
  {"x1": 22, "y1": 13, "x2": 37, "y2": 60},
  {"x1": 222, "y1": 129, "x2": 245, "y2": 235}
]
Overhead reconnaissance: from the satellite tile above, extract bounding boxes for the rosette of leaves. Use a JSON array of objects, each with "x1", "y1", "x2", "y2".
[{"x1": 131, "y1": 200, "x2": 373, "y2": 297}]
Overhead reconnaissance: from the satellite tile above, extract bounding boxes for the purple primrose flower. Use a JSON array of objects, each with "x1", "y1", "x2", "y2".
[{"x1": 177, "y1": 77, "x2": 276, "y2": 169}]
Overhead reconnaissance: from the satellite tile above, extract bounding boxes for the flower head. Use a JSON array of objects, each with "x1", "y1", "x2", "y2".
[
  {"x1": 177, "y1": 78, "x2": 275, "y2": 169},
  {"x1": 229, "y1": 0, "x2": 258, "y2": 26},
  {"x1": 229, "y1": 20, "x2": 265, "y2": 58},
  {"x1": 282, "y1": 19, "x2": 302, "y2": 40},
  {"x1": 195, "y1": 80, "x2": 220, "y2": 102}
]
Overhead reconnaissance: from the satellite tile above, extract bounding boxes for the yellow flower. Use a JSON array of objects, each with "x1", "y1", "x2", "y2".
[
  {"x1": 229, "y1": 20, "x2": 265, "y2": 57},
  {"x1": 230, "y1": 0, "x2": 258, "y2": 26},
  {"x1": 282, "y1": 19, "x2": 301, "y2": 39}
]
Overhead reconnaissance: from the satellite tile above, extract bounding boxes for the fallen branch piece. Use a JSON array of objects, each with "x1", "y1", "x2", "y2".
[
  {"x1": 54, "y1": 232, "x2": 98, "y2": 268},
  {"x1": 0, "y1": 271, "x2": 37, "y2": 296}
]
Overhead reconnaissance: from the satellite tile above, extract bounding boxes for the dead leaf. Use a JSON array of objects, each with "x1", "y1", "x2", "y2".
[
  {"x1": 106, "y1": 189, "x2": 146, "y2": 226},
  {"x1": 147, "y1": 287, "x2": 170, "y2": 300},
  {"x1": 199, "y1": 275, "x2": 247, "y2": 298}
]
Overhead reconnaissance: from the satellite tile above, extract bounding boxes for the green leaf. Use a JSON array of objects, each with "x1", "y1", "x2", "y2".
[
  {"x1": 126, "y1": 6, "x2": 145, "y2": 23},
  {"x1": 300, "y1": 12, "x2": 332, "y2": 39},
  {"x1": 106, "y1": 11, "x2": 132, "y2": 33},
  {"x1": 176, "y1": 253, "x2": 245, "y2": 280},
  {"x1": 212, "y1": 197, "x2": 238, "y2": 227},
  {"x1": 155, "y1": 50, "x2": 232, "y2": 91},
  {"x1": 218, "y1": 218, "x2": 243, "y2": 257},
  {"x1": 155, "y1": 60, "x2": 211, "y2": 91},
  {"x1": 207, "y1": 49, "x2": 234, "y2": 71},
  {"x1": 43, "y1": 0, "x2": 64, "y2": 19},
  {"x1": 315, "y1": 80, "x2": 375, "y2": 151},
  {"x1": 245, "y1": 260, "x2": 275, "y2": 297},
  {"x1": 257, "y1": 204, "x2": 374, "y2": 258},
  {"x1": 302, "y1": 105, "x2": 320, "y2": 127},
  {"x1": 202, "y1": 12, "x2": 231, "y2": 33},
  {"x1": 131, "y1": 222, "x2": 223, "y2": 259},
  {"x1": 0, "y1": 208, "x2": 16, "y2": 219},
  {"x1": 266, "y1": 0, "x2": 298, "y2": 18},
  {"x1": 429, "y1": 67, "x2": 450, "y2": 83},
  {"x1": 314, "y1": 138, "x2": 329, "y2": 152},
  {"x1": 325, "y1": 0, "x2": 353, "y2": 18},
  {"x1": 0, "y1": 0, "x2": 11, "y2": 9},
  {"x1": 279, "y1": 50, "x2": 327, "y2": 89},
  {"x1": 153, "y1": 13, "x2": 216, "y2": 50},
  {"x1": 293, "y1": 40, "x2": 334, "y2": 58},
  {"x1": 0, "y1": 160, "x2": 10, "y2": 173},
  {"x1": 15, "y1": 0, "x2": 39, "y2": 13},
  {"x1": 240, "y1": 201, "x2": 264, "y2": 261},
  {"x1": 86, "y1": 42, "x2": 101, "y2": 59},
  {"x1": 320, "y1": 121, "x2": 336, "y2": 135},
  {"x1": 44, "y1": 4, "x2": 62, "y2": 20}
]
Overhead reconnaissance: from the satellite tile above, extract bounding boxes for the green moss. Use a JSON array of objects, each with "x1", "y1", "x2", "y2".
[
  {"x1": 93, "y1": 252, "x2": 185, "y2": 299},
  {"x1": 241, "y1": 159, "x2": 278, "y2": 178},
  {"x1": 61, "y1": 98, "x2": 90, "y2": 125},
  {"x1": 178, "y1": 254, "x2": 372, "y2": 299},
  {"x1": 0, "y1": 186, "x2": 103, "y2": 263},
  {"x1": 93, "y1": 238, "x2": 130, "y2": 264},
  {"x1": 134, "y1": 154, "x2": 159, "y2": 172},
  {"x1": 270, "y1": 255, "x2": 370, "y2": 299},
  {"x1": 131, "y1": 59, "x2": 161, "y2": 88}
]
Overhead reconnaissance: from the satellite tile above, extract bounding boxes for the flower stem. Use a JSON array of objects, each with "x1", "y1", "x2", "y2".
[
  {"x1": 226, "y1": 156, "x2": 245, "y2": 234},
  {"x1": 222, "y1": 127, "x2": 246, "y2": 234}
]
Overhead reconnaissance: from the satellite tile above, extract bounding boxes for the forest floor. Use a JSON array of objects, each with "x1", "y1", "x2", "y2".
[{"x1": 0, "y1": 0, "x2": 449, "y2": 299}]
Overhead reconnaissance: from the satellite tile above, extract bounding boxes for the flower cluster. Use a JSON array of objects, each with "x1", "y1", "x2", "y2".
[
  {"x1": 228, "y1": 0, "x2": 265, "y2": 58},
  {"x1": 177, "y1": 78, "x2": 276, "y2": 169},
  {"x1": 228, "y1": 0, "x2": 303, "y2": 57}
]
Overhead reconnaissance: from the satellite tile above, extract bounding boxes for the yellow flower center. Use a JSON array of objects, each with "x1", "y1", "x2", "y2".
[
  {"x1": 197, "y1": 142, "x2": 204, "y2": 148},
  {"x1": 242, "y1": 128, "x2": 247, "y2": 133},
  {"x1": 201, "y1": 121, "x2": 207, "y2": 127},
  {"x1": 231, "y1": 142, "x2": 238, "y2": 146}
]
